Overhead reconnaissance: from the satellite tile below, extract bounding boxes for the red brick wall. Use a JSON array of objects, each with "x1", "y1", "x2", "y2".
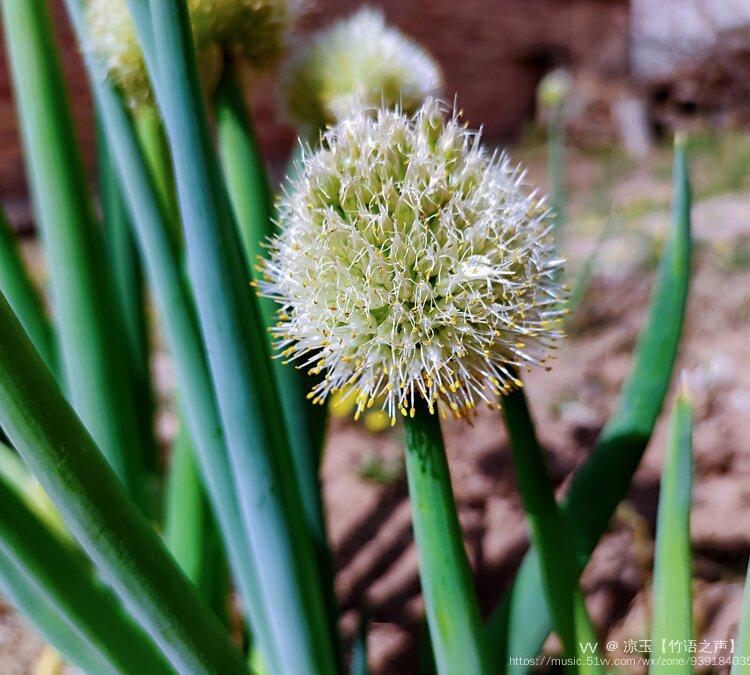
[{"x1": 0, "y1": 0, "x2": 629, "y2": 209}]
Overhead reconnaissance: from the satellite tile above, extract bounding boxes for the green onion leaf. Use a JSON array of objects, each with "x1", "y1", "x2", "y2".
[
  {"x1": 650, "y1": 384, "x2": 693, "y2": 675},
  {"x1": 491, "y1": 138, "x2": 692, "y2": 672},
  {"x1": 0, "y1": 290, "x2": 248, "y2": 675},
  {"x1": 1, "y1": 0, "x2": 146, "y2": 507},
  {"x1": 133, "y1": 1, "x2": 338, "y2": 671},
  {"x1": 0, "y1": 205, "x2": 57, "y2": 374},
  {"x1": 0, "y1": 466, "x2": 174, "y2": 675},
  {"x1": 61, "y1": 0, "x2": 280, "y2": 669}
]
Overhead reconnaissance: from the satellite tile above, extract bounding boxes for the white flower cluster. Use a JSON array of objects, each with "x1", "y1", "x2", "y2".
[
  {"x1": 261, "y1": 100, "x2": 565, "y2": 423},
  {"x1": 280, "y1": 8, "x2": 442, "y2": 132},
  {"x1": 85, "y1": 0, "x2": 153, "y2": 107},
  {"x1": 191, "y1": 0, "x2": 301, "y2": 71},
  {"x1": 86, "y1": 0, "x2": 298, "y2": 107}
]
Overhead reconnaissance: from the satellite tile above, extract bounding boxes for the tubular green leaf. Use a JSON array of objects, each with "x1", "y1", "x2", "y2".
[
  {"x1": 98, "y1": 122, "x2": 157, "y2": 479},
  {"x1": 0, "y1": 549, "x2": 117, "y2": 675},
  {"x1": 650, "y1": 386, "x2": 693, "y2": 675},
  {"x1": 491, "y1": 140, "x2": 692, "y2": 673},
  {"x1": 1, "y1": 0, "x2": 145, "y2": 505},
  {"x1": 0, "y1": 469, "x2": 174, "y2": 675},
  {"x1": 135, "y1": 1, "x2": 338, "y2": 671},
  {"x1": 0, "y1": 291, "x2": 248, "y2": 675},
  {"x1": 0, "y1": 206, "x2": 56, "y2": 374},
  {"x1": 61, "y1": 1, "x2": 280, "y2": 670},
  {"x1": 165, "y1": 426, "x2": 229, "y2": 624},
  {"x1": 214, "y1": 68, "x2": 327, "y2": 540},
  {"x1": 214, "y1": 66, "x2": 337, "y2": 642},
  {"x1": 501, "y1": 386, "x2": 597, "y2": 664},
  {"x1": 403, "y1": 401, "x2": 491, "y2": 675}
]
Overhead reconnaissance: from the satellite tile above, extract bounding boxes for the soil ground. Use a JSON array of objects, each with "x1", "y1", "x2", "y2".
[{"x1": 2, "y1": 135, "x2": 750, "y2": 673}]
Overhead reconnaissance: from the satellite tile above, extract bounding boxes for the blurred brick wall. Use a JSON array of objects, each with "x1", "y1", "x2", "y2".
[{"x1": 0, "y1": 0, "x2": 629, "y2": 213}]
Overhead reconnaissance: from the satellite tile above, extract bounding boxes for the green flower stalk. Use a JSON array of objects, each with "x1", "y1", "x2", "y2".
[
  {"x1": 262, "y1": 100, "x2": 566, "y2": 674},
  {"x1": 281, "y1": 8, "x2": 443, "y2": 134},
  {"x1": 537, "y1": 69, "x2": 571, "y2": 241}
]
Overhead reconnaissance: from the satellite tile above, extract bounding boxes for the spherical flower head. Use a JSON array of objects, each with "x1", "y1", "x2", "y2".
[
  {"x1": 85, "y1": 0, "x2": 289, "y2": 108},
  {"x1": 537, "y1": 69, "x2": 572, "y2": 109},
  {"x1": 191, "y1": 0, "x2": 301, "y2": 72},
  {"x1": 280, "y1": 8, "x2": 443, "y2": 132},
  {"x1": 261, "y1": 100, "x2": 565, "y2": 424}
]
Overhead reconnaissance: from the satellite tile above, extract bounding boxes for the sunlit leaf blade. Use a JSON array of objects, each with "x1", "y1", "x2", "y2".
[
  {"x1": 1, "y1": 0, "x2": 146, "y2": 507},
  {"x1": 491, "y1": 139, "x2": 692, "y2": 673},
  {"x1": 0, "y1": 465, "x2": 174, "y2": 675},
  {"x1": 0, "y1": 291, "x2": 248, "y2": 675},
  {"x1": 133, "y1": 1, "x2": 338, "y2": 671},
  {"x1": 650, "y1": 385, "x2": 693, "y2": 675},
  {"x1": 0, "y1": 206, "x2": 56, "y2": 375},
  {"x1": 61, "y1": 1, "x2": 279, "y2": 670}
]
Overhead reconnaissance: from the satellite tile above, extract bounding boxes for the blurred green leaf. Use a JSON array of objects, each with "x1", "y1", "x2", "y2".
[
  {"x1": 0, "y1": 206, "x2": 56, "y2": 374},
  {"x1": 733, "y1": 558, "x2": 750, "y2": 672},
  {"x1": 650, "y1": 385, "x2": 693, "y2": 675},
  {"x1": 0, "y1": 466, "x2": 174, "y2": 675},
  {"x1": 0, "y1": 549, "x2": 116, "y2": 675},
  {"x1": 491, "y1": 139, "x2": 692, "y2": 673},
  {"x1": 0, "y1": 290, "x2": 248, "y2": 674},
  {"x1": 1, "y1": 0, "x2": 146, "y2": 507},
  {"x1": 350, "y1": 613, "x2": 369, "y2": 675}
]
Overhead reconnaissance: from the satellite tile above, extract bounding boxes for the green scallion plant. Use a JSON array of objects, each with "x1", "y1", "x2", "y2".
[
  {"x1": 0, "y1": 0, "x2": 701, "y2": 673},
  {"x1": 537, "y1": 69, "x2": 571, "y2": 244},
  {"x1": 650, "y1": 382, "x2": 693, "y2": 675}
]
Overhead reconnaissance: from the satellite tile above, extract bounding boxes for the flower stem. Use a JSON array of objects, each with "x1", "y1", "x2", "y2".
[{"x1": 403, "y1": 399, "x2": 491, "y2": 675}]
